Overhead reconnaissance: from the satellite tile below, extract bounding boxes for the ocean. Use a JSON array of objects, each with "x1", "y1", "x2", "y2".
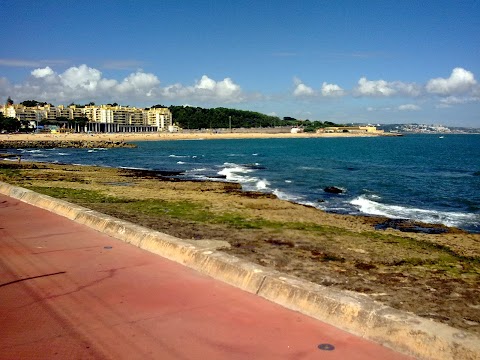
[{"x1": 7, "y1": 134, "x2": 480, "y2": 233}]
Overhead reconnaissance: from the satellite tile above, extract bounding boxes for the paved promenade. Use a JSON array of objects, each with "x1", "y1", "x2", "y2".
[{"x1": 0, "y1": 194, "x2": 412, "y2": 360}]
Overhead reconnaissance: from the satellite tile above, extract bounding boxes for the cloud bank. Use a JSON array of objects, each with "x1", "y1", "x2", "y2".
[
  {"x1": 0, "y1": 63, "x2": 478, "y2": 115},
  {"x1": 0, "y1": 64, "x2": 245, "y2": 105}
]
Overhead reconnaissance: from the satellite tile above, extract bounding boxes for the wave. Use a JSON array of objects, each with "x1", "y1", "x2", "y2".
[
  {"x1": 169, "y1": 154, "x2": 189, "y2": 158},
  {"x1": 177, "y1": 161, "x2": 186, "y2": 164},
  {"x1": 218, "y1": 162, "x2": 271, "y2": 192},
  {"x1": 351, "y1": 195, "x2": 479, "y2": 229}
]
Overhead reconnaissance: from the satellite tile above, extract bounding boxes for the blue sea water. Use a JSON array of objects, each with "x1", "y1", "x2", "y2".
[{"x1": 7, "y1": 134, "x2": 480, "y2": 232}]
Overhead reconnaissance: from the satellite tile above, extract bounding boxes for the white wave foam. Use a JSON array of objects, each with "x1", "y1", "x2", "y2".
[
  {"x1": 218, "y1": 162, "x2": 271, "y2": 192},
  {"x1": 177, "y1": 161, "x2": 186, "y2": 164},
  {"x1": 57, "y1": 152, "x2": 70, "y2": 156},
  {"x1": 169, "y1": 154, "x2": 188, "y2": 158},
  {"x1": 256, "y1": 179, "x2": 270, "y2": 190},
  {"x1": 351, "y1": 195, "x2": 479, "y2": 228},
  {"x1": 272, "y1": 189, "x2": 304, "y2": 203}
]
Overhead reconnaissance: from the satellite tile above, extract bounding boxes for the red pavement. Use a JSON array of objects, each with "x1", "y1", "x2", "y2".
[{"x1": 0, "y1": 194, "x2": 413, "y2": 360}]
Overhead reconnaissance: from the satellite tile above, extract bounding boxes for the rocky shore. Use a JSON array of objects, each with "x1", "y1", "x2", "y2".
[
  {"x1": 0, "y1": 140, "x2": 137, "y2": 149},
  {"x1": 1, "y1": 160, "x2": 479, "y2": 335}
]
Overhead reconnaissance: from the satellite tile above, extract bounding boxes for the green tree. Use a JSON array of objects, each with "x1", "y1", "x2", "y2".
[{"x1": 0, "y1": 113, "x2": 20, "y2": 132}]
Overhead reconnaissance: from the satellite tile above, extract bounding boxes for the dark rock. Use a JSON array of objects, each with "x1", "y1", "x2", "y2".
[
  {"x1": 374, "y1": 218, "x2": 450, "y2": 234},
  {"x1": 0, "y1": 140, "x2": 136, "y2": 149},
  {"x1": 121, "y1": 168, "x2": 184, "y2": 179},
  {"x1": 324, "y1": 186, "x2": 344, "y2": 194}
]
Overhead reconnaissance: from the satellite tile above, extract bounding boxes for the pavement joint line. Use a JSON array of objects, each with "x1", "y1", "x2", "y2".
[
  {"x1": 1, "y1": 181, "x2": 479, "y2": 360},
  {"x1": 255, "y1": 275, "x2": 267, "y2": 295}
]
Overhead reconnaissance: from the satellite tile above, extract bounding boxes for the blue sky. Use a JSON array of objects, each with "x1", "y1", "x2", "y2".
[{"x1": 1, "y1": 0, "x2": 479, "y2": 126}]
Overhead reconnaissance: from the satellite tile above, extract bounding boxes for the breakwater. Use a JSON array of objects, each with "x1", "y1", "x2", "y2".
[{"x1": 0, "y1": 140, "x2": 137, "y2": 149}]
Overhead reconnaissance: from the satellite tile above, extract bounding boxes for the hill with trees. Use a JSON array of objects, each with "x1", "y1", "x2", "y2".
[{"x1": 166, "y1": 105, "x2": 343, "y2": 131}]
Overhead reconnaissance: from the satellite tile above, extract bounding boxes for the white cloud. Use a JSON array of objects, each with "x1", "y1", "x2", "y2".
[
  {"x1": 398, "y1": 104, "x2": 421, "y2": 111},
  {"x1": 292, "y1": 77, "x2": 314, "y2": 96},
  {"x1": 426, "y1": 67, "x2": 476, "y2": 95},
  {"x1": 321, "y1": 82, "x2": 345, "y2": 97},
  {"x1": 355, "y1": 77, "x2": 422, "y2": 97},
  {"x1": 115, "y1": 71, "x2": 160, "y2": 96},
  {"x1": 293, "y1": 83, "x2": 314, "y2": 96},
  {"x1": 393, "y1": 82, "x2": 422, "y2": 97},
  {"x1": 355, "y1": 77, "x2": 396, "y2": 96},
  {"x1": 60, "y1": 64, "x2": 102, "y2": 90},
  {"x1": 31, "y1": 66, "x2": 54, "y2": 78},
  {"x1": 161, "y1": 75, "x2": 243, "y2": 102}
]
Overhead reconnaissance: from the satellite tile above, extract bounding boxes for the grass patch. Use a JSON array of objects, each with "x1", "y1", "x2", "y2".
[
  {"x1": 123, "y1": 199, "x2": 212, "y2": 222},
  {"x1": 0, "y1": 168, "x2": 22, "y2": 180},
  {"x1": 26, "y1": 186, "x2": 130, "y2": 204}
]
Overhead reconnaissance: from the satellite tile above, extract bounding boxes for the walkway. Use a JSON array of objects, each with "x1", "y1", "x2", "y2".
[{"x1": 0, "y1": 194, "x2": 412, "y2": 359}]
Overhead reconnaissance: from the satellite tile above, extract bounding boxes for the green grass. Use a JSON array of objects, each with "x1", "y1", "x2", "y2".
[
  {"x1": 0, "y1": 168, "x2": 22, "y2": 180},
  {"x1": 26, "y1": 186, "x2": 130, "y2": 204}
]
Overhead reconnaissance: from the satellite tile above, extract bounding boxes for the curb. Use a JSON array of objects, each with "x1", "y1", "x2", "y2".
[{"x1": 1, "y1": 181, "x2": 479, "y2": 360}]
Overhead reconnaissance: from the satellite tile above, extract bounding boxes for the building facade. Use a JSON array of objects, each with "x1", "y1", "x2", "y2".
[{"x1": 0, "y1": 102, "x2": 173, "y2": 133}]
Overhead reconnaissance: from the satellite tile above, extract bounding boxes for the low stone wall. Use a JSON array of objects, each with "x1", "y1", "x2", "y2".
[{"x1": 0, "y1": 140, "x2": 136, "y2": 149}]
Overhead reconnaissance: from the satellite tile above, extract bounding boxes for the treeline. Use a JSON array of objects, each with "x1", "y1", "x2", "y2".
[
  {"x1": 168, "y1": 106, "x2": 284, "y2": 129},
  {"x1": 167, "y1": 106, "x2": 343, "y2": 131}
]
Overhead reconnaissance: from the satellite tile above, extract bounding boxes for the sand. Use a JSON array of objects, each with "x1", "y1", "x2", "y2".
[{"x1": 1, "y1": 130, "x2": 389, "y2": 143}]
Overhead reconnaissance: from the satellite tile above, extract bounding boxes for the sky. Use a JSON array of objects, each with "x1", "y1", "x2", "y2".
[{"x1": 1, "y1": 0, "x2": 479, "y2": 127}]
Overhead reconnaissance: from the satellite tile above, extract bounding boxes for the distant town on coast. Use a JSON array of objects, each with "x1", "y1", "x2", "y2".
[{"x1": 0, "y1": 98, "x2": 478, "y2": 135}]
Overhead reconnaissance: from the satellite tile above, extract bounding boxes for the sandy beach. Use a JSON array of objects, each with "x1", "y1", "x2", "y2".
[{"x1": 1, "y1": 130, "x2": 389, "y2": 143}]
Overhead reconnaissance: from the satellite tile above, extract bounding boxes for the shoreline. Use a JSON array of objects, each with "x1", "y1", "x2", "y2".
[{"x1": 0, "y1": 130, "x2": 394, "y2": 143}]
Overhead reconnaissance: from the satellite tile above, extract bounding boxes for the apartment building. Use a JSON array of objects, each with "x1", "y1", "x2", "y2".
[{"x1": 1, "y1": 102, "x2": 173, "y2": 132}]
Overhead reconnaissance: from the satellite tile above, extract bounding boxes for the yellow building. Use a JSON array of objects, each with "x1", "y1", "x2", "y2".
[{"x1": 2, "y1": 101, "x2": 173, "y2": 133}]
